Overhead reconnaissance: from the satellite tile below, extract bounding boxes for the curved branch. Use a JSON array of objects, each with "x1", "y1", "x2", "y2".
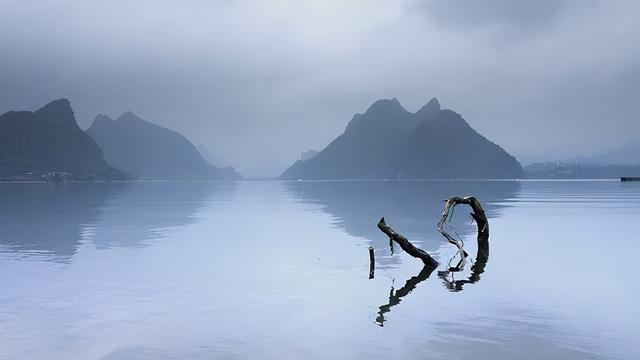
[
  {"x1": 438, "y1": 196, "x2": 489, "y2": 241},
  {"x1": 437, "y1": 196, "x2": 489, "y2": 267},
  {"x1": 437, "y1": 196, "x2": 491, "y2": 291}
]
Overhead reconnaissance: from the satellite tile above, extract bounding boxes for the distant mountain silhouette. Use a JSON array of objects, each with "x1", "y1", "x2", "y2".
[
  {"x1": 0, "y1": 99, "x2": 127, "y2": 180},
  {"x1": 570, "y1": 141, "x2": 640, "y2": 165},
  {"x1": 524, "y1": 162, "x2": 640, "y2": 179},
  {"x1": 87, "y1": 112, "x2": 241, "y2": 180},
  {"x1": 280, "y1": 98, "x2": 522, "y2": 179}
]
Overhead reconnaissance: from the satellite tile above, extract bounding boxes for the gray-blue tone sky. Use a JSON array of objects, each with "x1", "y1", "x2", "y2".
[{"x1": 1, "y1": 0, "x2": 638, "y2": 176}]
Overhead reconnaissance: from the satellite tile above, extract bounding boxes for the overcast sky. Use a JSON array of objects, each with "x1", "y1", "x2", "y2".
[{"x1": 1, "y1": 0, "x2": 638, "y2": 177}]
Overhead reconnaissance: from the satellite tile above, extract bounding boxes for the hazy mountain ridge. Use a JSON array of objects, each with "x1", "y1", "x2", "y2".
[
  {"x1": 524, "y1": 162, "x2": 640, "y2": 179},
  {"x1": 0, "y1": 99, "x2": 127, "y2": 181},
  {"x1": 87, "y1": 112, "x2": 241, "y2": 180},
  {"x1": 525, "y1": 141, "x2": 640, "y2": 178},
  {"x1": 569, "y1": 140, "x2": 640, "y2": 165},
  {"x1": 280, "y1": 97, "x2": 522, "y2": 179}
]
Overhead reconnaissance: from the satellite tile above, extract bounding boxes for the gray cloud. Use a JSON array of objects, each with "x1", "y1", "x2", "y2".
[
  {"x1": 413, "y1": 0, "x2": 595, "y2": 30},
  {"x1": 1, "y1": 0, "x2": 639, "y2": 176}
]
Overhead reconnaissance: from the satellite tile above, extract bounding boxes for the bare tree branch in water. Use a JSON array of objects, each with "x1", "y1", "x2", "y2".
[
  {"x1": 437, "y1": 196, "x2": 489, "y2": 269},
  {"x1": 437, "y1": 196, "x2": 490, "y2": 291},
  {"x1": 372, "y1": 196, "x2": 491, "y2": 325},
  {"x1": 377, "y1": 217, "x2": 439, "y2": 267},
  {"x1": 376, "y1": 263, "x2": 438, "y2": 327}
]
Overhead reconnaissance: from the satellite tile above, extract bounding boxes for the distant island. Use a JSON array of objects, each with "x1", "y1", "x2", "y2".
[
  {"x1": 524, "y1": 141, "x2": 640, "y2": 179},
  {"x1": 524, "y1": 162, "x2": 640, "y2": 179},
  {"x1": 569, "y1": 140, "x2": 640, "y2": 165},
  {"x1": 0, "y1": 99, "x2": 127, "y2": 181},
  {"x1": 280, "y1": 97, "x2": 523, "y2": 180},
  {"x1": 87, "y1": 111, "x2": 241, "y2": 180}
]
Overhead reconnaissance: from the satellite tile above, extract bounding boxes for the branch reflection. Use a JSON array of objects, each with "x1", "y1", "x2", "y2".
[
  {"x1": 438, "y1": 237, "x2": 489, "y2": 292},
  {"x1": 376, "y1": 263, "x2": 438, "y2": 327}
]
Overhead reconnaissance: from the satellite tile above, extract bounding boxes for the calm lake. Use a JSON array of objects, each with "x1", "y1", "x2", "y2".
[{"x1": 0, "y1": 180, "x2": 638, "y2": 359}]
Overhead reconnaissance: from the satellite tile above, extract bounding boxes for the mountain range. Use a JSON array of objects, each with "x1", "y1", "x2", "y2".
[
  {"x1": 86, "y1": 112, "x2": 241, "y2": 180},
  {"x1": 7, "y1": 97, "x2": 632, "y2": 181},
  {"x1": 280, "y1": 98, "x2": 522, "y2": 179},
  {"x1": 523, "y1": 140, "x2": 640, "y2": 179},
  {"x1": 0, "y1": 99, "x2": 241, "y2": 181},
  {"x1": 570, "y1": 141, "x2": 640, "y2": 165},
  {"x1": 524, "y1": 162, "x2": 640, "y2": 179}
]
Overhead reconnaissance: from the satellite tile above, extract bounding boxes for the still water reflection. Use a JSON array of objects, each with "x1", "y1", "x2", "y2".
[
  {"x1": 0, "y1": 180, "x2": 638, "y2": 359},
  {"x1": 0, "y1": 182, "x2": 231, "y2": 261}
]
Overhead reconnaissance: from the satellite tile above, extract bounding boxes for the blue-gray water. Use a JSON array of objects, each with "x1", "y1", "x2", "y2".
[{"x1": 0, "y1": 180, "x2": 638, "y2": 360}]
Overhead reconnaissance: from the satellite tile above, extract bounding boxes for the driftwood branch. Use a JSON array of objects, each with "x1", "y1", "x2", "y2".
[
  {"x1": 438, "y1": 196, "x2": 489, "y2": 240},
  {"x1": 377, "y1": 217, "x2": 439, "y2": 267},
  {"x1": 437, "y1": 196, "x2": 491, "y2": 290},
  {"x1": 437, "y1": 196, "x2": 489, "y2": 268}
]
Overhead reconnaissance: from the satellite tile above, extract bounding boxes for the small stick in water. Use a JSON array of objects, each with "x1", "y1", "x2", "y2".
[{"x1": 368, "y1": 246, "x2": 375, "y2": 279}]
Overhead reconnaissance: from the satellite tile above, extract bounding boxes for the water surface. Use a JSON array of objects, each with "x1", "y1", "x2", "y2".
[{"x1": 0, "y1": 180, "x2": 638, "y2": 359}]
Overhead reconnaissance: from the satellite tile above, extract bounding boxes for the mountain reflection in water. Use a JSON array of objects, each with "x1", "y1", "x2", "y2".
[{"x1": 0, "y1": 182, "x2": 231, "y2": 262}]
